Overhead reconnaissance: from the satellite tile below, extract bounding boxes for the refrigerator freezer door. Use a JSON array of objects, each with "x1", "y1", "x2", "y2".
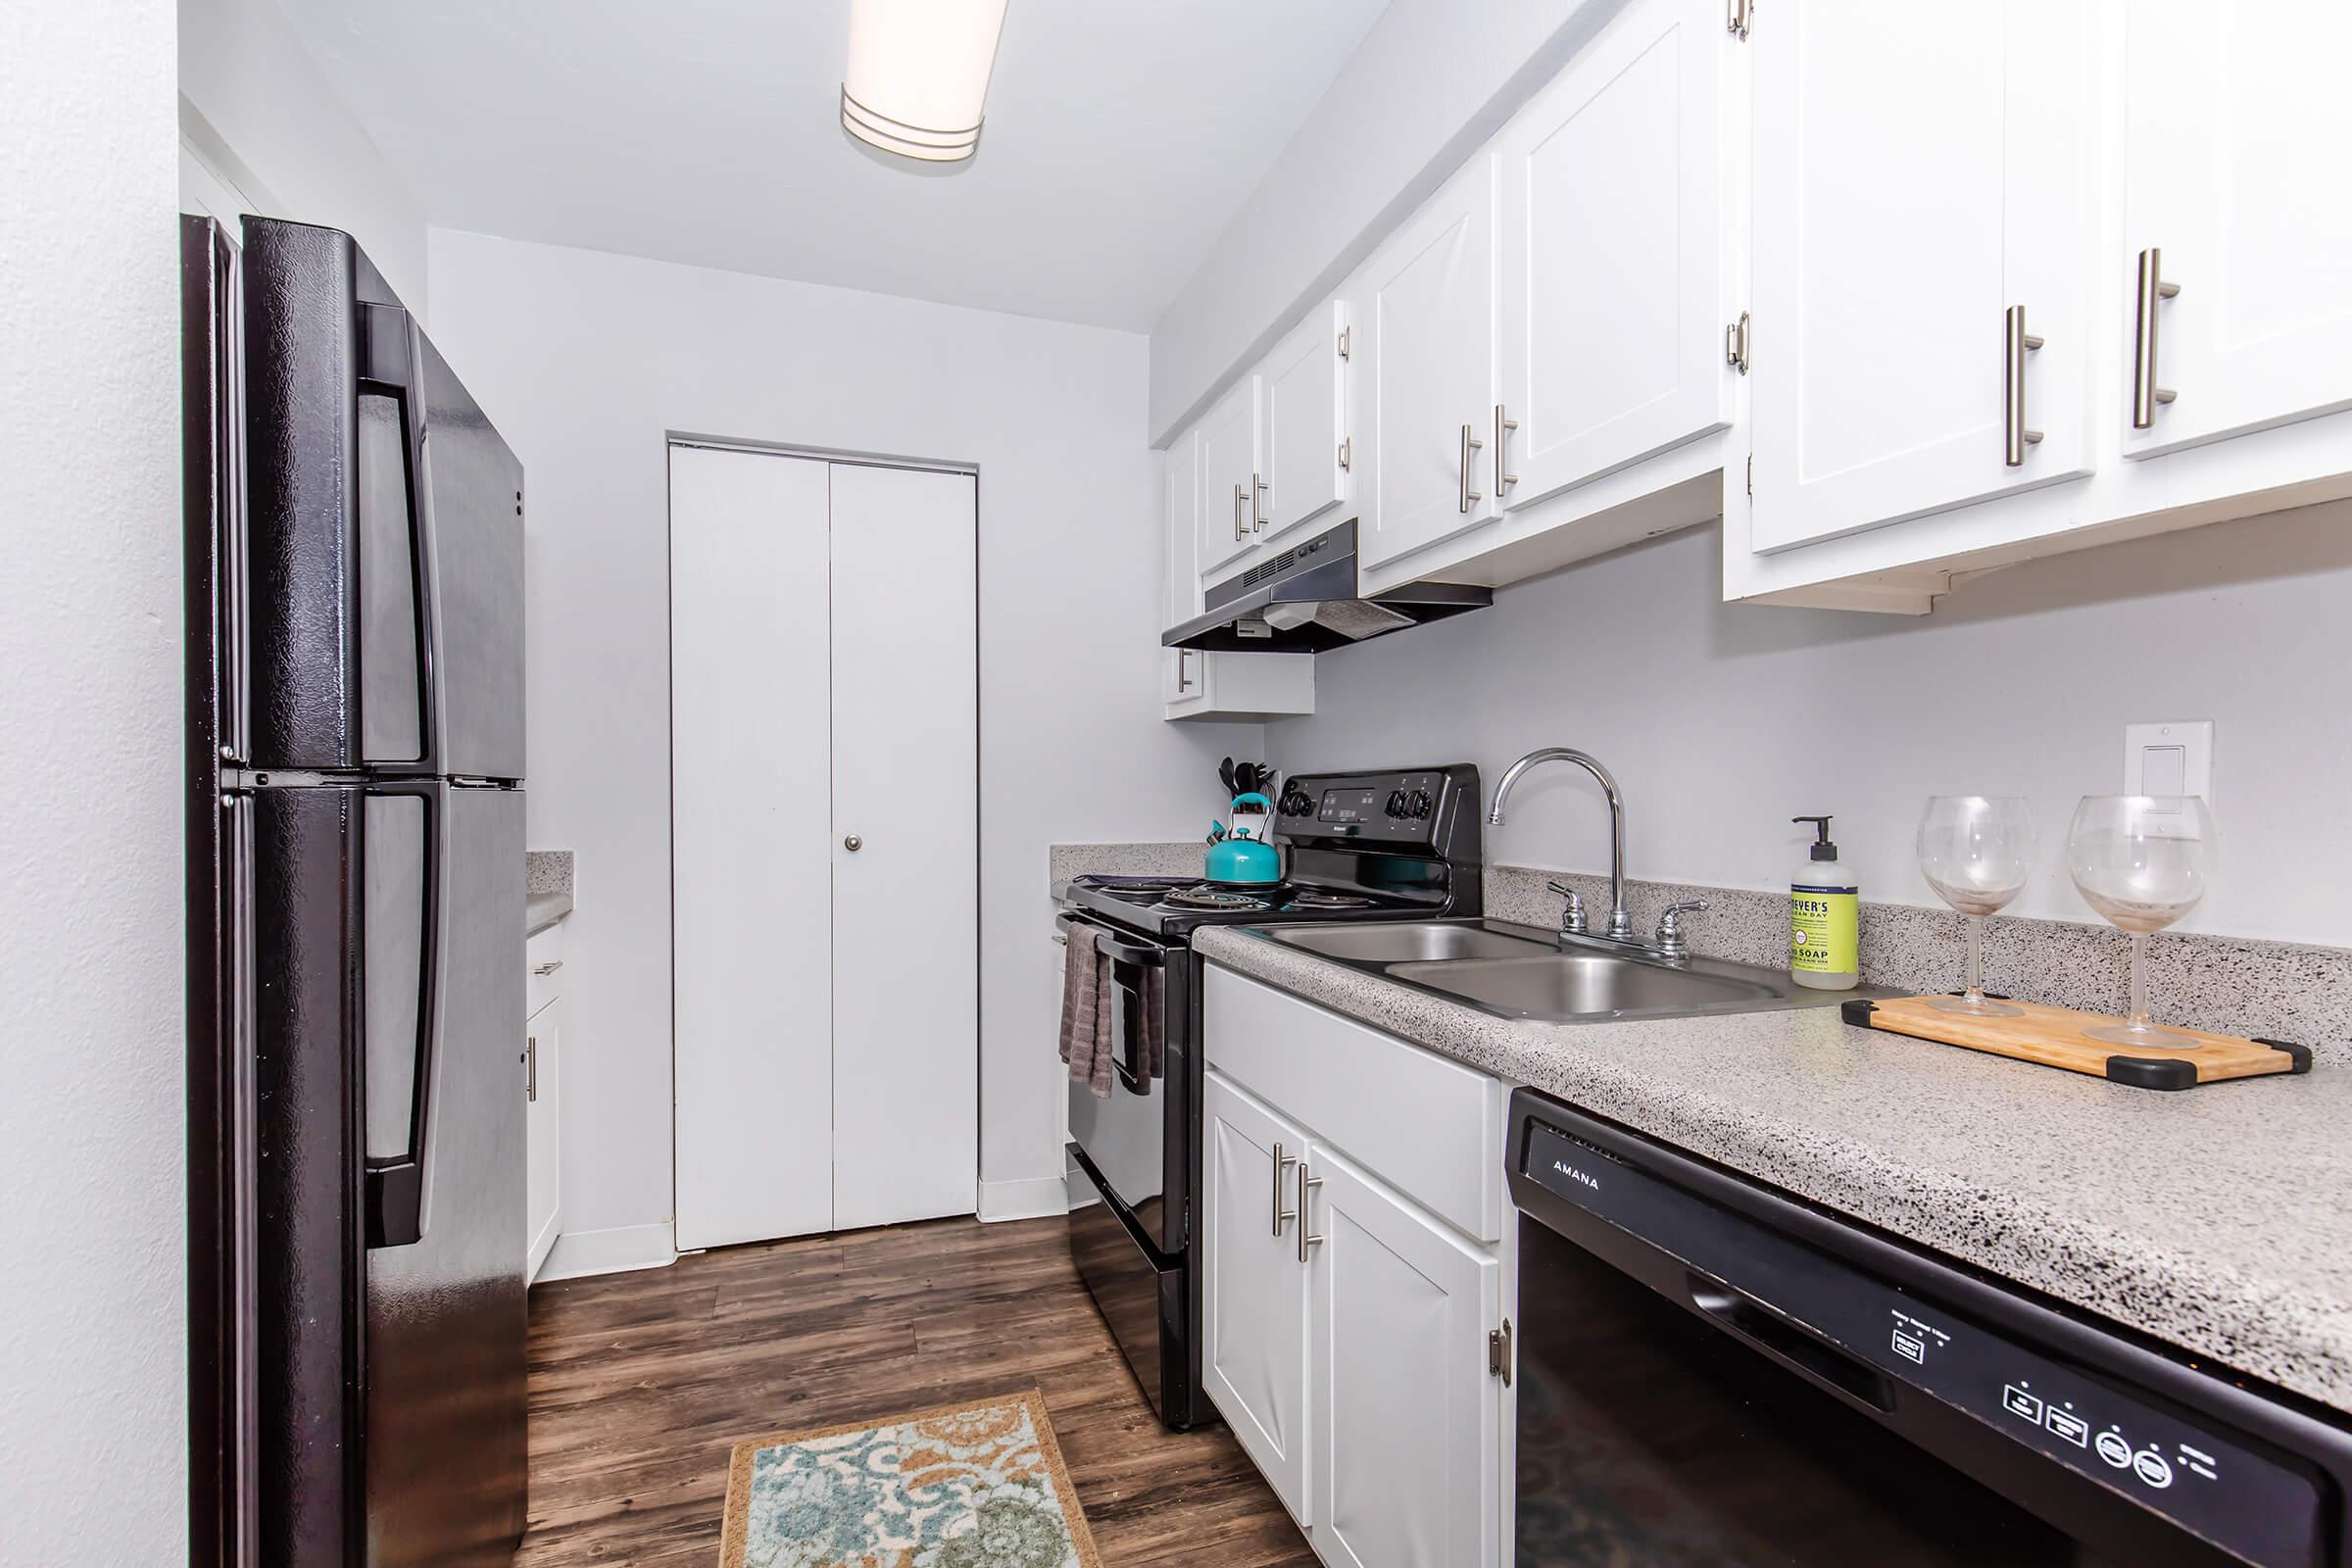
[
  {"x1": 250, "y1": 779, "x2": 525, "y2": 1567},
  {"x1": 414, "y1": 329, "x2": 525, "y2": 780},
  {"x1": 242, "y1": 218, "x2": 523, "y2": 780}
]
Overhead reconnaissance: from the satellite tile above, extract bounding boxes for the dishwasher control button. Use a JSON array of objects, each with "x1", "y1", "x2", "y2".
[
  {"x1": 2133, "y1": 1449, "x2": 2176, "y2": 1490},
  {"x1": 2001, "y1": 1384, "x2": 2043, "y2": 1425},
  {"x1": 2095, "y1": 1430, "x2": 2135, "y2": 1469},
  {"x1": 2043, "y1": 1405, "x2": 2089, "y2": 1447}
]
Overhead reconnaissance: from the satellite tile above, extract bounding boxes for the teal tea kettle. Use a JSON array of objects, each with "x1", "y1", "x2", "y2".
[{"x1": 1206, "y1": 791, "x2": 1282, "y2": 886}]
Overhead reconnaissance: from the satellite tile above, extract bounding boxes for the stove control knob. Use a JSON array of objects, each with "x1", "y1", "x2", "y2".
[
  {"x1": 1406, "y1": 789, "x2": 1433, "y2": 819},
  {"x1": 1282, "y1": 788, "x2": 1312, "y2": 816},
  {"x1": 1385, "y1": 789, "x2": 1407, "y2": 818}
]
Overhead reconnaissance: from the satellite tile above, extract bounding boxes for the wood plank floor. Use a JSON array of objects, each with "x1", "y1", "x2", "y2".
[{"x1": 516, "y1": 1213, "x2": 1314, "y2": 1567}]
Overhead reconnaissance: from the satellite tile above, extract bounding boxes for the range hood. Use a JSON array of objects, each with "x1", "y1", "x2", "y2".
[{"x1": 1164, "y1": 519, "x2": 1492, "y2": 653}]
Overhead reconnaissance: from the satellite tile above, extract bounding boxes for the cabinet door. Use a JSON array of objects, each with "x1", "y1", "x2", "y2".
[
  {"x1": 1198, "y1": 376, "x2": 1262, "y2": 575},
  {"x1": 1307, "y1": 1144, "x2": 1500, "y2": 1568},
  {"x1": 1364, "y1": 156, "x2": 1497, "y2": 569},
  {"x1": 1261, "y1": 299, "x2": 1351, "y2": 543},
  {"x1": 1202, "y1": 1071, "x2": 1312, "y2": 1525},
  {"x1": 1161, "y1": 427, "x2": 1202, "y2": 633},
  {"x1": 2122, "y1": 1, "x2": 2352, "y2": 458},
  {"x1": 524, "y1": 995, "x2": 562, "y2": 1282},
  {"x1": 1749, "y1": 1, "x2": 2097, "y2": 553},
  {"x1": 1162, "y1": 646, "x2": 1209, "y2": 709},
  {"x1": 1496, "y1": 0, "x2": 1731, "y2": 511}
]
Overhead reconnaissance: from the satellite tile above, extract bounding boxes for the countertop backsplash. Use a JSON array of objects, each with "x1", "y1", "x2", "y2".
[{"x1": 1488, "y1": 865, "x2": 2352, "y2": 1065}]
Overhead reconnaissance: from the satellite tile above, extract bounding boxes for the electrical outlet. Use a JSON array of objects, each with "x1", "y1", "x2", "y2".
[{"x1": 2123, "y1": 720, "x2": 2213, "y2": 804}]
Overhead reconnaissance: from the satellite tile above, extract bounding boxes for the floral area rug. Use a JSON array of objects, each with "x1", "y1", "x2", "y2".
[{"x1": 717, "y1": 1390, "x2": 1103, "y2": 1568}]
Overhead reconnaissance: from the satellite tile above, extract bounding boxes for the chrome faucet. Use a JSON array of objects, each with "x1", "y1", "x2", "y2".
[{"x1": 1489, "y1": 748, "x2": 1634, "y2": 943}]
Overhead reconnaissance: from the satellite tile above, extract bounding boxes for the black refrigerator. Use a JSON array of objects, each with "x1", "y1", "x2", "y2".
[{"x1": 184, "y1": 215, "x2": 528, "y2": 1568}]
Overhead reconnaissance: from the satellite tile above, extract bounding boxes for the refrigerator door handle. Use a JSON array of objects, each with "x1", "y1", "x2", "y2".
[
  {"x1": 357, "y1": 302, "x2": 443, "y2": 775},
  {"x1": 365, "y1": 780, "x2": 444, "y2": 1249}
]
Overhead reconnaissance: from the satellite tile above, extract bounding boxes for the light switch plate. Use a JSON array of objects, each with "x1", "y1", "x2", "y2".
[{"x1": 2124, "y1": 720, "x2": 2213, "y2": 804}]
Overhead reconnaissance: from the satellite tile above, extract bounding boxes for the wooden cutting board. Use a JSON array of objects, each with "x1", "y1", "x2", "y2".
[{"x1": 1840, "y1": 995, "x2": 2312, "y2": 1091}]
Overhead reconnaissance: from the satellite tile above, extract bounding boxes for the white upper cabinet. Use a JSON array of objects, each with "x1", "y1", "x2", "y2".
[
  {"x1": 1198, "y1": 373, "x2": 1263, "y2": 574},
  {"x1": 1748, "y1": 1, "x2": 2098, "y2": 554},
  {"x1": 1161, "y1": 427, "x2": 1201, "y2": 634},
  {"x1": 1260, "y1": 299, "x2": 1353, "y2": 545},
  {"x1": 2121, "y1": 0, "x2": 2352, "y2": 459},
  {"x1": 1495, "y1": 0, "x2": 1733, "y2": 512},
  {"x1": 1364, "y1": 155, "x2": 1497, "y2": 570}
]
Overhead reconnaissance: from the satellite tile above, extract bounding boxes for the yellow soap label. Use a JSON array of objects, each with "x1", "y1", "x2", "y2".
[{"x1": 1790, "y1": 888, "x2": 1858, "y2": 974}]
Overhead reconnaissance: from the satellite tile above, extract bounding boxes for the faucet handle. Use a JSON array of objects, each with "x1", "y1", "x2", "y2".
[
  {"x1": 1654, "y1": 899, "x2": 1709, "y2": 958},
  {"x1": 1544, "y1": 881, "x2": 1589, "y2": 936}
]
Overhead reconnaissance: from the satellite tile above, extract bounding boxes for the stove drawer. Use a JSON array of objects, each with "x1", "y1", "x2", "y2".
[{"x1": 1203, "y1": 963, "x2": 1507, "y2": 1243}]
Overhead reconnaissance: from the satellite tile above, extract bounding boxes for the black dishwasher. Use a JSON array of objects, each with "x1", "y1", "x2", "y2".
[{"x1": 1506, "y1": 1088, "x2": 2352, "y2": 1567}]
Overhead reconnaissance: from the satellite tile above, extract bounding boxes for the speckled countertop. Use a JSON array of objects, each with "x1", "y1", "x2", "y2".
[
  {"x1": 526, "y1": 849, "x2": 573, "y2": 935},
  {"x1": 1192, "y1": 921, "x2": 2352, "y2": 1416}
]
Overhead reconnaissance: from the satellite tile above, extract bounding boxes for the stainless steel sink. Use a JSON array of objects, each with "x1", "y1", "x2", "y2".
[
  {"x1": 1389, "y1": 953, "x2": 1778, "y2": 1019},
  {"x1": 1250, "y1": 918, "x2": 1873, "y2": 1023},
  {"x1": 1267, "y1": 922, "x2": 1556, "y2": 964}
]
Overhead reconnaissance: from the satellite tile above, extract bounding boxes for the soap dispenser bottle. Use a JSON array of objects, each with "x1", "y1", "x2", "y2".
[{"x1": 1789, "y1": 815, "x2": 1858, "y2": 991}]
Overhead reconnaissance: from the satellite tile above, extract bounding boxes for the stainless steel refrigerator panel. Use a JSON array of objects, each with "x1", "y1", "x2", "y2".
[
  {"x1": 413, "y1": 331, "x2": 524, "y2": 781},
  {"x1": 364, "y1": 782, "x2": 526, "y2": 1568}
]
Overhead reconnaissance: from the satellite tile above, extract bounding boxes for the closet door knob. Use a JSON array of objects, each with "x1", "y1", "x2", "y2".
[{"x1": 843, "y1": 834, "x2": 863, "y2": 852}]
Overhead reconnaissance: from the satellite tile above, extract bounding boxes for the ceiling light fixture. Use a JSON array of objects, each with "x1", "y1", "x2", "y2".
[{"x1": 841, "y1": 0, "x2": 1011, "y2": 166}]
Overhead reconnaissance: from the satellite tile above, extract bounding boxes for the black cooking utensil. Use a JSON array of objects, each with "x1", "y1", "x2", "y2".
[{"x1": 1220, "y1": 757, "x2": 1238, "y2": 797}]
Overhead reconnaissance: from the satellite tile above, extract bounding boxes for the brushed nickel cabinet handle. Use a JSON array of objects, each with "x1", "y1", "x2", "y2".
[
  {"x1": 1232, "y1": 483, "x2": 1247, "y2": 542},
  {"x1": 1272, "y1": 1141, "x2": 1298, "y2": 1236},
  {"x1": 1458, "y1": 423, "x2": 1485, "y2": 514},
  {"x1": 2004, "y1": 305, "x2": 2045, "y2": 467},
  {"x1": 1175, "y1": 649, "x2": 1194, "y2": 692},
  {"x1": 2132, "y1": 247, "x2": 2180, "y2": 429},
  {"x1": 1494, "y1": 404, "x2": 1519, "y2": 495},
  {"x1": 1297, "y1": 1162, "x2": 1325, "y2": 1263},
  {"x1": 532, "y1": 959, "x2": 564, "y2": 977},
  {"x1": 1251, "y1": 472, "x2": 1269, "y2": 532},
  {"x1": 525, "y1": 1035, "x2": 538, "y2": 1102}
]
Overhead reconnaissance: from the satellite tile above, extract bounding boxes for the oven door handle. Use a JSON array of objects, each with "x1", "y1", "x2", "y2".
[{"x1": 1056, "y1": 912, "x2": 1171, "y2": 969}]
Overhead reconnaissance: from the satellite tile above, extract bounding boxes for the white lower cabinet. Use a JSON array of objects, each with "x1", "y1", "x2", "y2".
[
  {"x1": 524, "y1": 923, "x2": 566, "y2": 1283},
  {"x1": 1204, "y1": 964, "x2": 1510, "y2": 1568},
  {"x1": 1204, "y1": 1072, "x2": 1312, "y2": 1522},
  {"x1": 1309, "y1": 1143, "x2": 1501, "y2": 1568}
]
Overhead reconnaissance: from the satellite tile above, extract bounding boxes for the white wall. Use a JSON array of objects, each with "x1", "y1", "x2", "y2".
[
  {"x1": 427, "y1": 228, "x2": 1255, "y2": 1250},
  {"x1": 1271, "y1": 507, "x2": 2352, "y2": 948},
  {"x1": 179, "y1": 0, "x2": 430, "y2": 316},
  {"x1": 1147, "y1": 0, "x2": 1623, "y2": 441},
  {"x1": 0, "y1": 1, "x2": 187, "y2": 1558}
]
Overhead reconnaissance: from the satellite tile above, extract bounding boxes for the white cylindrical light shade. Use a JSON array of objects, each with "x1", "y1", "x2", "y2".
[{"x1": 842, "y1": 0, "x2": 1012, "y2": 163}]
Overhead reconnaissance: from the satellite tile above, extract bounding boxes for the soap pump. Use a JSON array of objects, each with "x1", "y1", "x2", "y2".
[{"x1": 1789, "y1": 814, "x2": 1858, "y2": 991}]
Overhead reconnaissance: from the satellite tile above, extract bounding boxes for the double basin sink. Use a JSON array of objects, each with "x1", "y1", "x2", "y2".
[{"x1": 1256, "y1": 918, "x2": 1860, "y2": 1024}]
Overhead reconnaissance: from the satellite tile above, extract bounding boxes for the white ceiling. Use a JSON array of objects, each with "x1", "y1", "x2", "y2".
[{"x1": 279, "y1": 0, "x2": 1391, "y2": 330}]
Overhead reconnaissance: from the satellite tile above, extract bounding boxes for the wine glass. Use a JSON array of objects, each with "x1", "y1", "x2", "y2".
[
  {"x1": 1915, "y1": 797, "x2": 2038, "y2": 1016},
  {"x1": 2067, "y1": 795, "x2": 2218, "y2": 1048}
]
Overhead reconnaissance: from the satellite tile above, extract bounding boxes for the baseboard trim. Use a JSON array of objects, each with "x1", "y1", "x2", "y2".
[
  {"x1": 976, "y1": 1174, "x2": 1066, "y2": 1223},
  {"x1": 535, "y1": 1221, "x2": 678, "y2": 1283}
]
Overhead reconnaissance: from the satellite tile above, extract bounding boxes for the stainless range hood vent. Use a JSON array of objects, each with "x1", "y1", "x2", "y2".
[{"x1": 1162, "y1": 519, "x2": 1492, "y2": 654}]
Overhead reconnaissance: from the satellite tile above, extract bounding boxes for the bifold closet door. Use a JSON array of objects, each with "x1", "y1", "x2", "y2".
[
  {"x1": 670, "y1": 446, "x2": 834, "y2": 1251},
  {"x1": 827, "y1": 462, "x2": 978, "y2": 1230}
]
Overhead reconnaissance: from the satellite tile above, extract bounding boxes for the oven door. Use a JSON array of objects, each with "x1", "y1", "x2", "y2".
[{"x1": 1062, "y1": 916, "x2": 1187, "y2": 1254}]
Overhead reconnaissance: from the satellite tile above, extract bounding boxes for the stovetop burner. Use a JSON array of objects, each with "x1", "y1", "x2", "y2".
[
  {"x1": 1160, "y1": 884, "x2": 1273, "y2": 911},
  {"x1": 1284, "y1": 889, "x2": 1376, "y2": 910}
]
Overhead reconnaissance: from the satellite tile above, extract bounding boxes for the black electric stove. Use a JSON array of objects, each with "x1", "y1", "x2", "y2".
[{"x1": 1056, "y1": 765, "x2": 1483, "y2": 1428}]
